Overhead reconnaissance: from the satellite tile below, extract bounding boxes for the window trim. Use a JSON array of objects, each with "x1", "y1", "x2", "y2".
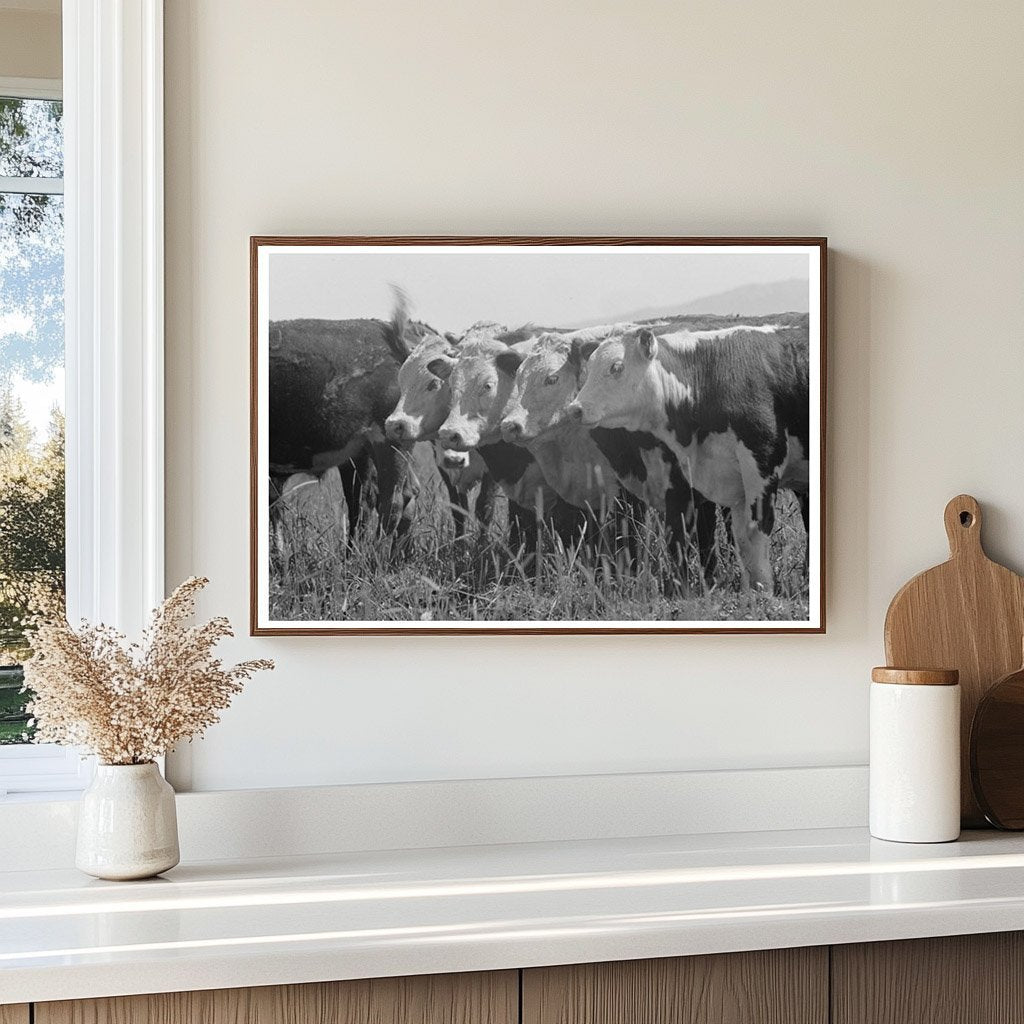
[
  {"x1": 0, "y1": 744, "x2": 92, "y2": 796},
  {"x1": 0, "y1": 175, "x2": 64, "y2": 195},
  {"x1": 63, "y1": 0, "x2": 165, "y2": 636},
  {"x1": 0, "y1": 0, "x2": 165, "y2": 796},
  {"x1": 0, "y1": 76, "x2": 62, "y2": 101}
]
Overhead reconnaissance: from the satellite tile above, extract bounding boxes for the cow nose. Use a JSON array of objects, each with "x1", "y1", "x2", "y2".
[
  {"x1": 502, "y1": 419, "x2": 523, "y2": 440},
  {"x1": 567, "y1": 403, "x2": 584, "y2": 422}
]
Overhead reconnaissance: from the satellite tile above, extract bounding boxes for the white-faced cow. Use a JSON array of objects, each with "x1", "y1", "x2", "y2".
[
  {"x1": 568, "y1": 317, "x2": 810, "y2": 591},
  {"x1": 498, "y1": 329, "x2": 633, "y2": 515},
  {"x1": 435, "y1": 330, "x2": 586, "y2": 557},
  {"x1": 269, "y1": 313, "x2": 446, "y2": 544},
  {"x1": 500, "y1": 327, "x2": 722, "y2": 585},
  {"x1": 383, "y1": 326, "x2": 496, "y2": 537}
]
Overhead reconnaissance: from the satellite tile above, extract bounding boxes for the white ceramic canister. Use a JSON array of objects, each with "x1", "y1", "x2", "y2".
[
  {"x1": 76, "y1": 762, "x2": 181, "y2": 880},
  {"x1": 870, "y1": 667, "x2": 961, "y2": 843}
]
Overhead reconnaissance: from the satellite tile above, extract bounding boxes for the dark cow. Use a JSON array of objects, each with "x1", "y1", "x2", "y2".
[
  {"x1": 501, "y1": 327, "x2": 722, "y2": 585},
  {"x1": 268, "y1": 314, "x2": 440, "y2": 544},
  {"x1": 569, "y1": 318, "x2": 810, "y2": 591}
]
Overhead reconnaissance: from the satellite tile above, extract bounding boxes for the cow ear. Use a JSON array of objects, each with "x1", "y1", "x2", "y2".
[
  {"x1": 568, "y1": 338, "x2": 600, "y2": 372},
  {"x1": 445, "y1": 332, "x2": 460, "y2": 345},
  {"x1": 495, "y1": 349, "x2": 524, "y2": 378},
  {"x1": 637, "y1": 328, "x2": 657, "y2": 361},
  {"x1": 426, "y1": 357, "x2": 454, "y2": 380}
]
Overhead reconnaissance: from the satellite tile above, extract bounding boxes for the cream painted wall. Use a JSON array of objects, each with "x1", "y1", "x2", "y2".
[
  {"x1": 0, "y1": 8, "x2": 60, "y2": 80},
  {"x1": 164, "y1": 0, "x2": 1024, "y2": 791}
]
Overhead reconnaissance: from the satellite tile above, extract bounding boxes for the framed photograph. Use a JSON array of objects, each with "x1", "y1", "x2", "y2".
[{"x1": 251, "y1": 236, "x2": 826, "y2": 635}]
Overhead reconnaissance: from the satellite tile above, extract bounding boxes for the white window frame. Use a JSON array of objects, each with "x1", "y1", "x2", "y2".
[
  {"x1": 0, "y1": 76, "x2": 64, "y2": 192},
  {"x1": 0, "y1": 0, "x2": 165, "y2": 797}
]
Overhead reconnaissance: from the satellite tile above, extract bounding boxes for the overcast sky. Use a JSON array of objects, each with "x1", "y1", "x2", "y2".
[{"x1": 269, "y1": 248, "x2": 811, "y2": 333}]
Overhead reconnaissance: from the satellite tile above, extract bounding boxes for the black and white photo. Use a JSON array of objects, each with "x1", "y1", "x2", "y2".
[{"x1": 251, "y1": 238, "x2": 825, "y2": 634}]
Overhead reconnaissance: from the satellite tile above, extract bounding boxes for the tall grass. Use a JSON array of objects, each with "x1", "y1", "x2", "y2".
[{"x1": 268, "y1": 446, "x2": 810, "y2": 624}]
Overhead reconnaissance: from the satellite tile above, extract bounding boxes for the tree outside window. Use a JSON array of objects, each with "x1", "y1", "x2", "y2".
[{"x1": 0, "y1": 94, "x2": 65, "y2": 744}]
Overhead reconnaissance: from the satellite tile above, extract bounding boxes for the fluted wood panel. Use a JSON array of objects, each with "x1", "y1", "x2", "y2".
[
  {"x1": 36, "y1": 971, "x2": 517, "y2": 1024},
  {"x1": 522, "y1": 948, "x2": 828, "y2": 1024},
  {"x1": 0, "y1": 1007, "x2": 29, "y2": 1024},
  {"x1": 832, "y1": 933, "x2": 1024, "y2": 1024}
]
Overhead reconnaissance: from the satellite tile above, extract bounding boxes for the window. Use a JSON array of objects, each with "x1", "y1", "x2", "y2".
[
  {"x1": 1, "y1": 5, "x2": 167, "y2": 798},
  {"x1": 0, "y1": 79, "x2": 83, "y2": 795}
]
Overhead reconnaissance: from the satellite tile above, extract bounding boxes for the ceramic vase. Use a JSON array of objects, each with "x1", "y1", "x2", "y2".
[{"x1": 76, "y1": 762, "x2": 180, "y2": 880}]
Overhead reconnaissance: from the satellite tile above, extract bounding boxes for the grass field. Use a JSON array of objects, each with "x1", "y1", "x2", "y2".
[{"x1": 268, "y1": 445, "x2": 810, "y2": 624}]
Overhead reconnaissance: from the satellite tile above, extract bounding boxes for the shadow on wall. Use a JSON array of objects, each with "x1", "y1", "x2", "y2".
[{"x1": 827, "y1": 249, "x2": 873, "y2": 636}]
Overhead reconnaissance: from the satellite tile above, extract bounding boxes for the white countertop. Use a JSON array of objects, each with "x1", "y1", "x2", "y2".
[{"x1": 4, "y1": 826, "x2": 1024, "y2": 1004}]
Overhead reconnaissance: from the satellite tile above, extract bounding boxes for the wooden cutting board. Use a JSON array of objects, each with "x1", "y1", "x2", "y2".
[{"x1": 884, "y1": 494, "x2": 1024, "y2": 826}]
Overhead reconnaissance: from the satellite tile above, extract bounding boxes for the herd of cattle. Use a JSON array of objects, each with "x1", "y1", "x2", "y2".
[{"x1": 268, "y1": 293, "x2": 811, "y2": 594}]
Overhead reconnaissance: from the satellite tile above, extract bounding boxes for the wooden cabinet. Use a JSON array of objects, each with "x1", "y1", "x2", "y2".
[
  {"x1": 34, "y1": 971, "x2": 517, "y2": 1024},
  {"x1": 14, "y1": 933, "x2": 1024, "y2": 1024},
  {"x1": 522, "y1": 948, "x2": 828, "y2": 1024},
  {"x1": 832, "y1": 932, "x2": 1024, "y2": 1024}
]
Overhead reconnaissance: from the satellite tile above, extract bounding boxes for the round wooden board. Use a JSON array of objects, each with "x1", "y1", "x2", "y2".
[{"x1": 971, "y1": 662, "x2": 1024, "y2": 829}]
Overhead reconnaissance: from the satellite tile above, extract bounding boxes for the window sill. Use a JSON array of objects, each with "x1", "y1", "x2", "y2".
[{"x1": 0, "y1": 746, "x2": 94, "y2": 800}]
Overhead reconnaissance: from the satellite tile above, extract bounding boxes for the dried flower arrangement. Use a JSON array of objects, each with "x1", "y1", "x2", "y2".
[{"x1": 23, "y1": 577, "x2": 273, "y2": 765}]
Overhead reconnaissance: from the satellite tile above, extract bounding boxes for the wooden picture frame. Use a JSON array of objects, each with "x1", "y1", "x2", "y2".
[{"x1": 251, "y1": 236, "x2": 827, "y2": 635}]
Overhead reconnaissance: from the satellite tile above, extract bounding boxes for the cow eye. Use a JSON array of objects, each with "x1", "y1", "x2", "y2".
[
  {"x1": 544, "y1": 373, "x2": 560, "y2": 386},
  {"x1": 426, "y1": 378, "x2": 442, "y2": 392},
  {"x1": 482, "y1": 381, "x2": 495, "y2": 392},
  {"x1": 610, "y1": 360, "x2": 624, "y2": 376}
]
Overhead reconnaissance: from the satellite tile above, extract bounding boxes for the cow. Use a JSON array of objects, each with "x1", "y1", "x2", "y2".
[
  {"x1": 383, "y1": 325, "x2": 497, "y2": 537},
  {"x1": 268, "y1": 312, "x2": 440, "y2": 545},
  {"x1": 496, "y1": 330, "x2": 639, "y2": 543},
  {"x1": 434, "y1": 331, "x2": 586, "y2": 558},
  {"x1": 384, "y1": 317, "x2": 517, "y2": 444},
  {"x1": 568, "y1": 319, "x2": 810, "y2": 591},
  {"x1": 500, "y1": 328, "x2": 723, "y2": 586}
]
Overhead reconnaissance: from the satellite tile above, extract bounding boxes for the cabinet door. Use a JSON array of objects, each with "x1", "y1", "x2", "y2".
[
  {"x1": 832, "y1": 932, "x2": 1024, "y2": 1024},
  {"x1": 0, "y1": 1007, "x2": 29, "y2": 1024},
  {"x1": 523, "y1": 948, "x2": 828, "y2": 1024},
  {"x1": 36, "y1": 971, "x2": 518, "y2": 1024}
]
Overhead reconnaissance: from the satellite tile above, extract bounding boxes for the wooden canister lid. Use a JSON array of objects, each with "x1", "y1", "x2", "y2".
[{"x1": 871, "y1": 667, "x2": 960, "y2": 686}]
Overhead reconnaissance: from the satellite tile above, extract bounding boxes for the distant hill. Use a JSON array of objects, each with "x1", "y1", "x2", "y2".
[{"x1": 578, "y1": 277, "x2": 809, "y2": 325}]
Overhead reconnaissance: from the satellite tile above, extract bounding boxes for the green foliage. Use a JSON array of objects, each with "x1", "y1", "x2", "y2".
[
  {"x1": 0, "y1": 664, "x2": 30, "y2": 743},
  {"x1": 0, "y1": 391, "x2": 65, "y2": 679}
]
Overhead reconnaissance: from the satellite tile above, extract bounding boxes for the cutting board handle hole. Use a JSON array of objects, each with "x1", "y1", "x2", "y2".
[{"x1": 944, "y1": 495, "x2": 983, "y2": 556}]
